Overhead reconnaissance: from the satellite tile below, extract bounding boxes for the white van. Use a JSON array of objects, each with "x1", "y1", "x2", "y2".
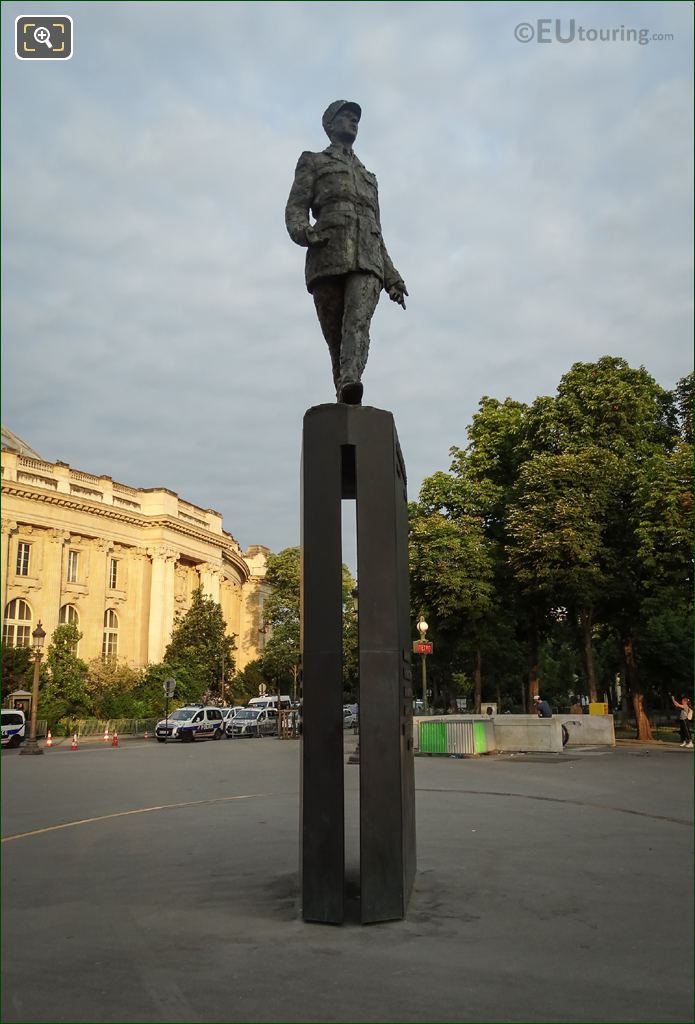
[
  {"x1": 248, "y1": 695, "x2": 292, "y2": 710},
  {"x1": 154, "y1": 706, "x2": 225, "y2": 742},
  {"x1": 1, "y1": 709, "x2": 26, "y2": 747}
]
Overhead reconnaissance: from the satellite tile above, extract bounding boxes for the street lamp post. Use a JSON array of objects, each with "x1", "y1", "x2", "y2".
[
  {"x1": 416, "y1": 614, "x2": 429, "y2": 715},
  {"x1": 20, "y1": 621, "x2": 46, "y2": 756}
]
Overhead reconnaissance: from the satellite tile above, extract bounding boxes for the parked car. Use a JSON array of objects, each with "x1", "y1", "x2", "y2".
[
  {"x1": 1, "y1": 709, "x2": 26, "y2": 748},
  {"x1": 343, "y1": 704, "x2": 358, "y2": 728},
  {"x1": 218, "y1": 707, "x2": 244, "y2": 736},
  {"x1": 227, "y1": 707, "x2": 278, "y2": 738},
  {"x1": 155, "y1": 706, "x2": 225, "y2": 742}
]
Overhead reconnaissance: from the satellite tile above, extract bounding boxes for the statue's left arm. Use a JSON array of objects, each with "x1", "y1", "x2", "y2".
[{"x1": 376, "y1": 192, "x2": 408, "y2": 309}]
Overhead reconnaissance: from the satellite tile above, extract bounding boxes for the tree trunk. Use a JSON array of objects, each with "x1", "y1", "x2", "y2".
[
  {"x1": 579, "y1": 607, "x2": 598, "y2": 702},
  {"x1": 623, "y1": 636, "x2": 653, "y2": 742},
  {"x1": 496, "y1": 682, "x2": 502, "y2": 713},
  {"x1": 473, "y1": 650, "x2": 482, "y2": 714},
  {"x1": 527, "y1": 621, "x2": 540, "y2": 712}
]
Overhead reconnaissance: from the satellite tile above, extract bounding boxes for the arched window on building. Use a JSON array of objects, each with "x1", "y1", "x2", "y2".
[
  {"x1": 2, "y1": 599, "x2": 32, "y2": 647},
  {"x1": 102, "y1": 609, "x2": 119, "y2": 661},
  {"x1": 59, "y1": 604, "x2": 80, "y2": 653},
  {"x1": 59, "y1": 604, "x2": 79, "y2": 626}
]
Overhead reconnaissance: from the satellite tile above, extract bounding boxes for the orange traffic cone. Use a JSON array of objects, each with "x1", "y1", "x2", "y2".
[
  {"x1": 143, "y1": 729, "x2": 149, "y2": 740},
  {"x1": 46, "y1": 730, "x2": 53, "y2": 748},
  {"x1": 71, "y1": 733, "x2": 78, "y2": 751},
  {"x1": 111, "y1": 731, "x2": 119, "y2": 748},
  {"x1": 103, "y1": 725, "x2": 110, "y2": 743}
]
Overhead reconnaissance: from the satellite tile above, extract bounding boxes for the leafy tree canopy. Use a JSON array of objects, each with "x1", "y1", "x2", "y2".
[
  {"x1": 164, "y1": 588, "x2": 235, "y2": 699},
  {"x1": 262, "y1": 546, "x2": 357, "y2": 697}
]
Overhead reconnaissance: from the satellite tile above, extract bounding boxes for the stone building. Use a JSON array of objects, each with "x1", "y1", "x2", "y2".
[{"x1": 1, "y1": 428, "x2": 270, "y2": 671}]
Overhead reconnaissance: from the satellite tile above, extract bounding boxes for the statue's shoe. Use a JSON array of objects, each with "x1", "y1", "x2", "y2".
[{"x1": 339, "y1": 380, "x2": 363, "y2": 405}]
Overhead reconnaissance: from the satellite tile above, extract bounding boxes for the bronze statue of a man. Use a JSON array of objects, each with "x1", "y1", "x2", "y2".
[{"x1": 285, "y1": 101, "x2": 408, "y2": 405}]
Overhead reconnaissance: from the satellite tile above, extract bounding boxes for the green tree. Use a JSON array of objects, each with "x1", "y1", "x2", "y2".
[
  {"x1": 458, "y1": 397, "x2": 545, "y2": 708},
  {"x1": 409, "y1": 499, "x2": 494, "y2": 712},
  {"x1": 632, "y1": 438, "x2": 693, "y2": 708},
  {"x1": 408, "y1": 356, "x2": 689, "y2": 730},
  {"x1": 164, "y1": 588, "x2": 236, "y2": 700},
  {"x1": 41, "y1": 623, "x2": 90, "y2": 723},
  {"x1": 261, "y1": 547, "x2": 357, "y2": 700},
  {"x1": 85, "y1": 657, "x2": 141, "y2": 718},
  {"x1": 230, "y1": 658, "x2": 271, "y2": 705},
  {"x1": 550, "y1": 356, "x2": 676, "y2": 458},
  {"x1": 261, "y1": 547, "x2": 301, "y2": 694},
  {"x1": 1, "y1": 646, "x2": 34, "y2": 700},
  {"x1": 413, "y1": 401, "x2": 534, "y2": 710},
  {"x1": 507, "y1": 448, "x2": 621, "y2": 701},
  {"x1": 674, "y1": 372, "x2": 693, "y2": 444},
  {"x1": 132, "y1": 662, "x2": 201, "y2": 716},
  {"x1": 532, "y1": 358, "x2": 682, "y2": 739}
]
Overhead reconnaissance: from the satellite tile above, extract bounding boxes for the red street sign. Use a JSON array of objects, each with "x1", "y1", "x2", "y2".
[{"x1": 415, "y1": 642, "x2": 433, "y2": 654}]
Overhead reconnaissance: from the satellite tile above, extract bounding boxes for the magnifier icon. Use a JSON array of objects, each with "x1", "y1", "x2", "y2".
[{"x1": 34, "y1": 26, "x2": 52, "y2": 48}]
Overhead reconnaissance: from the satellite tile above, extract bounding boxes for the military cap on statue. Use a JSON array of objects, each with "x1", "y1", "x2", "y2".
[{"x1": 322, "y1": 100, "x2": 362, "y2": 137}]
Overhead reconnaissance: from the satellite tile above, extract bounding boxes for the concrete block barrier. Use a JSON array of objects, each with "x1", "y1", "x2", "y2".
[{"x1": 556, "y1": 714, "x2": 615, "y2": 746}]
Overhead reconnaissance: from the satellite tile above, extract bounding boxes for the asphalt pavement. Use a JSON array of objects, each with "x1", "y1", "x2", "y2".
[{"x1": 2, "y1": 736, "x2": 693, "y2": 1023}]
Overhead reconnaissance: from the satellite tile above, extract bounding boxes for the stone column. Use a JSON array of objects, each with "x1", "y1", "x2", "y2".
[
  {"x1": 147, "y1": 546, "x2": 178, "y2": 663},
  {"x1": 1, "y1": 520, "x2": 18, "y2": 615},
  {"x1": 43, "y1": 530, "x2": 70, "y2": 641},
  {"x1": 199, "y1": 561, "x2": 222, "y2": 604},
  {"x1": 129, "y1": 549, "x2": 150, "y2": 665},
  {"x1": 87, "y1": 538, "x2": 113, "y2": 658}
]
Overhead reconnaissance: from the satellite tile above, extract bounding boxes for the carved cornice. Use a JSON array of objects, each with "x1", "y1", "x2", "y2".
[
  {"x1": 1, "y1": 520, "x2": 18, "y2": 536},
  {"x1": 2, "y1": 481, "x2": 251, "y2": 582}
]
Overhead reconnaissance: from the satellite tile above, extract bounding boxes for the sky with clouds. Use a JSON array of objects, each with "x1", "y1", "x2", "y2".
[{"x1": 2, "y1": 1, "x2": 692, "y2": 567}]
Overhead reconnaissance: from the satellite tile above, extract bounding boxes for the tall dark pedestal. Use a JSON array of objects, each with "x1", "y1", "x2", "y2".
[{"x1": 301, "y1": 404, "x2": 416, "y2": 924}]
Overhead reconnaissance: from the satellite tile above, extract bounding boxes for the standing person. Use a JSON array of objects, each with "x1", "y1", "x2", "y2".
[
  {"x1": 285, "y1": 100, "x2": 408, "y2": 404},
  {"x1": 670, "y1": 694, "x2": 693, "y2": 747},
  {"x1": 533, "y1": 694, "x2": 553, "y2": 718}
]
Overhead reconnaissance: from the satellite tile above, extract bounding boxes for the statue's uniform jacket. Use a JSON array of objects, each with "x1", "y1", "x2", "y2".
[{"x1": 285, "y1": 144, "x2": 402, "y2": 294}]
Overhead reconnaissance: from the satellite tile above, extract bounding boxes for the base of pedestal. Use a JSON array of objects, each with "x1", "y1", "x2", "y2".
[{"x1": 19, "y1": 741, "x2": 44, "y2": 755}]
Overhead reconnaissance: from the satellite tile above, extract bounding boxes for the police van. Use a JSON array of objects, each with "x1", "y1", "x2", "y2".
[
  {"x1": 154, "y1": 705, "x2": 225, "y2": 743},
  {"x1": 1, "y1": 709, "x2": 26, "y2": 747},
  {"x1": 247, "y1": 695, "x2": 292, "y2": 710}
]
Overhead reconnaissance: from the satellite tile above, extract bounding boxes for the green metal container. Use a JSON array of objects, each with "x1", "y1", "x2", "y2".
[
  {"x1": 420, "y1": 721, "x2": 447, "y2": 754},
  {"x1": 473, "y1": 720, "x2": 488, "y2": 754}
]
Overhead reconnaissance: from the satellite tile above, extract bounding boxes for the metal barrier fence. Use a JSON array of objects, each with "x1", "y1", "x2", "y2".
[
  {"x1": 56, "y1": 718, "x2": 159, "y2": 737},
  {"x1": 279, "y1": 709, "x2": 300, "y2": 740}
]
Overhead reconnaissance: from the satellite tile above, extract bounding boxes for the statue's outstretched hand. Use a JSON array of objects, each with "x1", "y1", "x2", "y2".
[{"x1": 388, "y1": 281, "x2": 408, "y2": 309}]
